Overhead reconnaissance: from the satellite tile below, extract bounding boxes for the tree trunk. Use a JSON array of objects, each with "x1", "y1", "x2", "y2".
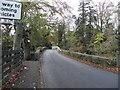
[
  {"x1": 100, "y1": 19, "x2": 103, "y2": 32},
  {"x1": 23, "y1": 41, "x2": 31, "y2": 60},
  {"x1": 13, "y1": 22, "x2": 23, "y2": 50}
]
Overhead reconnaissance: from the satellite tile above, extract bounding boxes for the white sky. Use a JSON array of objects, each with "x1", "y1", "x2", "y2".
[{"x1": 58, "y1": 0, "x2": 120, "y2": 16}]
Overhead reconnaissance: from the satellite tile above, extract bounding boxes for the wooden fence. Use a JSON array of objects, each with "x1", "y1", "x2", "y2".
[{"x1": 0, "y1": 50, "x2": 23, "y2": 86}]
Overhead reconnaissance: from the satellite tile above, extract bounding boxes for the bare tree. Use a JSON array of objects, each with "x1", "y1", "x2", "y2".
[{"x1": 97, "y1": 1, "x2": 114, "y2": 32}]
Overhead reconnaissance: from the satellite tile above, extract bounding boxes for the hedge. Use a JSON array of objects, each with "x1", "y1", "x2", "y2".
[{"x1": 61, "y1": 50, "x2": 117, "y2": 67}]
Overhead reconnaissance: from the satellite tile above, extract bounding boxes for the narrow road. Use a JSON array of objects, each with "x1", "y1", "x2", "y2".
[{"x1": 41, "y1": 50, "x2": 118, "y2": 88}]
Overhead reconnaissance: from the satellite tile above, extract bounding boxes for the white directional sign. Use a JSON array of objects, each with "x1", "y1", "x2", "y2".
[{"x1": 0, "y1": 0, "x2": 22, "y2": 19}]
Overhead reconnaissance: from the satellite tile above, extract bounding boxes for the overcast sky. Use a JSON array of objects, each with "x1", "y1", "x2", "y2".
[{"x1": 59, "y1": 0, "x2": 120, "y2": 16}]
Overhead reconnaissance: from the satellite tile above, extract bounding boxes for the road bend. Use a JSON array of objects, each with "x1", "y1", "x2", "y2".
[{"x1": 41, "y1": 50, "x2": 118, "y2": 88}]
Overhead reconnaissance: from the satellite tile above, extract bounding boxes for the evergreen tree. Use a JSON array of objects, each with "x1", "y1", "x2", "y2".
[{"x1": 75, "y1": 0, "x2": 96, "y2": 52}]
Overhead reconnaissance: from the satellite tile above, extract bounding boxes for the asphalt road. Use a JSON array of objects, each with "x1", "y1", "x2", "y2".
[{"x1": 41, "y1": 50, "x2": 118, "y2": 88}]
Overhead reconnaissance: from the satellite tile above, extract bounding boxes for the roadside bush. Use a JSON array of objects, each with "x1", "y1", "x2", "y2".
[{"x1": 30, "y1": 46, "x2": 47, "y2": 61}]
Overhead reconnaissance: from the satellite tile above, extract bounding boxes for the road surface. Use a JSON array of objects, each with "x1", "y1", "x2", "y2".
[{"x1": 41, "y1": 50, "x2": 118, "y2": 88}]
